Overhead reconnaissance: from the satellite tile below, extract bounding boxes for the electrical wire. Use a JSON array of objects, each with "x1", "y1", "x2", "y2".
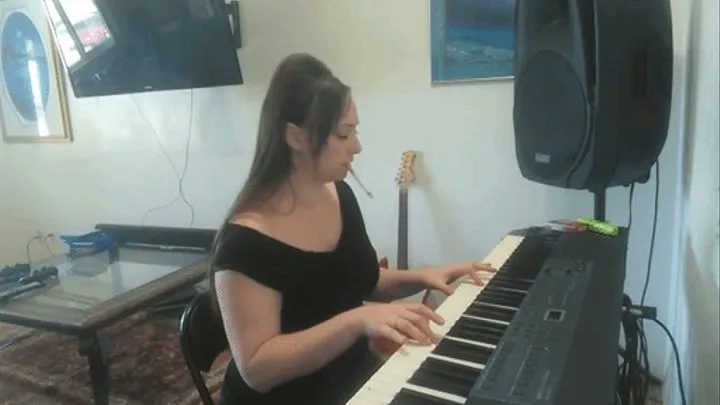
[
  {"x1": 617, "y1": 295, "x2": 649, "y2": 405},
  {"x1": 134, "y1": 90, "x2": 196, "y2": 227},
  {"x1": 179, "y1": 91, "x2": 196, "y2": 227},
  {"x1": 41, "y1": 234, "x2": 56, "y2": 258},
  {"x1": 617, "y1": 302, "x2": 688, "y2": 405},
  {"x1": 627, "y1": 182, "x2": 635, "y2": 230},
  {"x1": 650, "y1": 317, "x2": 688, "y2": 405},
  {"x1": 616, "y1": 171, "x2": 653, "y2": 405},
  {"x1": 617, "y1": 160, "x2": 687, "y2": 405},
  {"x1": 641, "y1": 162, "x2": 660, "y2": 306},
  {"x1": 25, "y1": 236, "x2": 39, "y2": 265},
  {"x1": 25, "y1": 232, "x2": 56, "y2": 265},
  {"x1": 639, "y1": 162, "x2": 659, "y2": 402}
]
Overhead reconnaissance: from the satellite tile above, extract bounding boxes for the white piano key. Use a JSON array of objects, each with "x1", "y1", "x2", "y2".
[
  {"x1": 492, "y1": 286, "x2": 530, "y2": 294},
  {"x1": 428, "y1": 353, "x2": 485, "y2": 370},
  {"x1": 463, "y1": 235, "x2": 525, "y2": 281},
  {"x1": 473, "y1": 301, "x2": 519, "y2": 312},
  {"x1": 461, "y1": 313, "x2": 510, "y2": 327},
  {"x1": 403, "y1": 383, "x2": 467, "y2": 404},
  {"x1": 440, "y1": 335, "x2": 497, "y2": 351},
  {"x1": 345, "y1": 235, "x2": 524, "y2": 405},
  {"x1": 403, "y1": 384, "x2": 467, "y2": 404},
  {"x1": 354, "y1": 371, "x2": 467, "y2": 405}
]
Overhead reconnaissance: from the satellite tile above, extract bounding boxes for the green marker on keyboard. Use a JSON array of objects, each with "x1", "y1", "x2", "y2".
[{"x1": 577, "y1": 216, "x2": 619, "y2": 236}]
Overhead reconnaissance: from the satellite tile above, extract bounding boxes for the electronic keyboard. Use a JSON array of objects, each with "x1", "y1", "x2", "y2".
[{"x1": 346, "y1": 227, "x2": 628, "y2": 405}]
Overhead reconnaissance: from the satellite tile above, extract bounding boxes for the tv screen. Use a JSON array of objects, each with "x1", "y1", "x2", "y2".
[{"x1": 41, "y1": 0, "x2": 243, "y2": 98}]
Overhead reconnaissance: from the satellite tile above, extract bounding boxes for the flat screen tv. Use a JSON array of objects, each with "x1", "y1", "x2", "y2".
[{"x1": 41, "y1": 0, "x2": 244, "y2": 98}]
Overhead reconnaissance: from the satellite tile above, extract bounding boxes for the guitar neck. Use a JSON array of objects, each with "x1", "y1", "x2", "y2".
[{"x1": 396, "y1": 188, "x2": 408, "y2": 270}]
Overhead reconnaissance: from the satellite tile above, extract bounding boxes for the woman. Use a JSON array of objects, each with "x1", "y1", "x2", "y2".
[{"x1": 210, "y1": 53, "x2": 493, "y2": 405}]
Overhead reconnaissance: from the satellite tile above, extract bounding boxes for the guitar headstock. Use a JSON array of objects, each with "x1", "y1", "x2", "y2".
[{"x1": 395, "y1": 150, "x2": 418, "y2": 189}]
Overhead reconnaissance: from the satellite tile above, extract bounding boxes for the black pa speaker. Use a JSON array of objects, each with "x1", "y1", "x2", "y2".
[{"x1": 512, "y1": 0, "x2": 674, "y2": 190}]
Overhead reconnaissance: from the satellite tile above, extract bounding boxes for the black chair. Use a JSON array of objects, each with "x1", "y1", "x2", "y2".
[{"x1": 179, "y1": 290, "x2": 230, "y2": 405}]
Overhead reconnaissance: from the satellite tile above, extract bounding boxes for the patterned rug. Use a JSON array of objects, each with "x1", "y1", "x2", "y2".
[{"x1": 0, "y1": 310, "x2": 227, "y2": 405}]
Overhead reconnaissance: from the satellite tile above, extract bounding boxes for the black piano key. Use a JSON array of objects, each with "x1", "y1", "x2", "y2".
[
  {"x1": 476, "y1": 290, "x2": 524, "y2": 308},
  {"x1": 500, "y1": 261, "x2": 542, "y2": 278},
  {"x1": 464, "y1": 303, "x2": 515, "y2": 322},
  {"x1": 445, "y1": 317, "x2": 505, "y2": 345},
  {"x1": 407, "y1": 357, "x2": 482, "y2": 398},
  {"x1": 389, "y1": 388, "x2": 457, "y2": 405},
  {"x1": 459, "y1": 316, "x2": 507, "y2": 334},
  {"x1": 497, "y1": 237, "x2": 554, "y2": 278},
  {"x1": 485, "y1": 276, "x2": 533, "y2": 291},
  {"x1": 432, "y1": 338, "x2": 495, "y2": 365},
  {"x1": 481, "y1": 287, "x2": 527, "y2": 303},
  {"x1": 481, "y1": 287, "x2": 526, "y2": 303}
]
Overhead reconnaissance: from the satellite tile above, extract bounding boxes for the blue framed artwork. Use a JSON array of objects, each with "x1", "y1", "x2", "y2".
[
  {"x1": 0, "y1": 0, "x2": 71, "y2": 142},
  {"x1": 431, "y1": 0, "x2": 516, "y2": 83}
]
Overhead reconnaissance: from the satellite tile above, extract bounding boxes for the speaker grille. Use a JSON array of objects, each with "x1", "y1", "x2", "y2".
[{"x1": 514, "y1": 50, "x2": 588, "y2": 181}]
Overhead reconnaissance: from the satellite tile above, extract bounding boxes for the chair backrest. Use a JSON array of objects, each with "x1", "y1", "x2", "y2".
[{"x1": 179, "y1": 290, "x2": 229, "y2": 405}]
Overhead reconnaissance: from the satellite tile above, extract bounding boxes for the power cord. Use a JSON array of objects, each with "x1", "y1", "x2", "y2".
[
  {"x1": 637, "y1": 161, "x2": 659, "y2": 400},
  {"x1": 616, "y1": 296, "x2": 687, "y2": 405},
  {"x1": 650, "y1": 317, "x2": 688, "y2": 405},
  {"x1": 641, "y1": 162, "x2": 660, "y2": 306},
  {"x1": 25, "y1": 231, "x2": 57, "y2": 265},
  {"x1": 133, "y1": 90, "x2": 196, "y2": 227},
  {"x1": 617, "y1": 294, "x2": 651, "y2": 405},
  {"x1": 627, "y1": 182, "x2": 635, "y2": 230},
  {"x1": 618, "y1": 162, "x2": 660, "y2": 404}
]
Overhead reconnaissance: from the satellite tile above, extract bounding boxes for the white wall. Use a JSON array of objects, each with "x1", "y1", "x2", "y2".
[
  {"x1": 0, "y1": 0, "x2": 700, "y2": 386},
  {"x1": 667, "y1": 0, "x2": 720, "y2": 402}
]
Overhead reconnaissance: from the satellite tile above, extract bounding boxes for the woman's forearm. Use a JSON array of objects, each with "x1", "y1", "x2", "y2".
[
  {"x1": 370, "y1": 267, "x2": 428, "y2": 302},
  {"x1": 242, "y1": 309, "x2": 364, "y2": 393}
]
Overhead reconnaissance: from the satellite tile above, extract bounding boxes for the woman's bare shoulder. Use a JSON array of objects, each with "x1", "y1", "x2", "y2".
[{"x1": 229, "y1": 210, "x2": 270, "y2": 233}]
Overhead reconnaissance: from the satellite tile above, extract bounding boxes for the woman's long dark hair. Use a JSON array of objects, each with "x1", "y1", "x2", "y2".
[{"x1": 208, "y1": 53, "x2": 351, "y2": 302}]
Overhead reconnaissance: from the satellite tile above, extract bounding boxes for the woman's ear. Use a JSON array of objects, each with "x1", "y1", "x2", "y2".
[{"x1": 284, "y1": 123, "x2": 306, "y2": 153}]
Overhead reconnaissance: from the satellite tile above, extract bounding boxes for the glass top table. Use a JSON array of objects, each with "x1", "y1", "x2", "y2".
[{"x1": 0, "y1": 247, "x2": 210, "y2": 334}]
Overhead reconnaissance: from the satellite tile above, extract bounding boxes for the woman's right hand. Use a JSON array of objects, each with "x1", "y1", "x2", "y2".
[{"x1": 353, "y1": 303, "x2": 445, "y2": 346}]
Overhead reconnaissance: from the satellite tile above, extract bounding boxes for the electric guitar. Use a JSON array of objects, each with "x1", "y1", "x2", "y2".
[
  {"x1": 372, "y1": 151, "x2": 423, "y2": 361},
  {"x1": 378, "y1": 150, "x2": 417, "y2": 270}
]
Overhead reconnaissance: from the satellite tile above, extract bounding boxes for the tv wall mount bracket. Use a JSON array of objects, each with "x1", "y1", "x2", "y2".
[{"x1": 227, "y1": 0, "x2": 242, "y2": 49}]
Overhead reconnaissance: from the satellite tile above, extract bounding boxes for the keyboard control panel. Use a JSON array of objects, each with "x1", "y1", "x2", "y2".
[{"x1": 467, "y1": 258, "x2": 594, "y2": 405}]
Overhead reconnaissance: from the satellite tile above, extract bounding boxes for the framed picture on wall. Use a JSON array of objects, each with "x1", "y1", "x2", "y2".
[
  {"x1": 430, "y1": 0, "x2": 516, "y2": 83},
  {"x1": 0, "y1": 0, "x2": 72, "y2": 142}
]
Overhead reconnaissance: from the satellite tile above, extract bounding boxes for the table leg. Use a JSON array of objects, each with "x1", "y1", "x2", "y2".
[{"x1": 78, "y1": 332, "x2": 110, "y2": 405}]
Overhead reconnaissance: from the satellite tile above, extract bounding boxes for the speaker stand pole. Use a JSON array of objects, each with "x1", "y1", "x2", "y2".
[{"x1": 593, "y1": 188, "x2": 606, "y2": 221}]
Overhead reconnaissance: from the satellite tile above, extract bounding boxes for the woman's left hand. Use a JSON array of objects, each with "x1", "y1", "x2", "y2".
[{"x1": 418, "y1": 262, "x2": 497, "y2": 296}]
